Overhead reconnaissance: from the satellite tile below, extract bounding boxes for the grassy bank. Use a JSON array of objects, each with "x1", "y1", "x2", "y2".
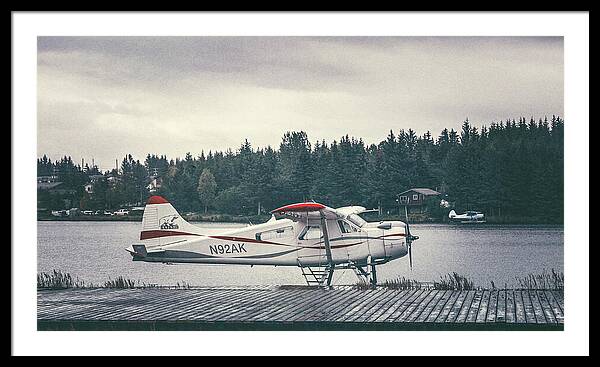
[{"x1": 38, "y1": 269, "x2": 564, "y2": 291}]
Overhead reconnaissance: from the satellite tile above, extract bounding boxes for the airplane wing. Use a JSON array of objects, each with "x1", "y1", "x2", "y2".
[
  {"x1": 270, "y1": 202, "x2": 339, "y2": 221},
  {"x1": 335, "y1": 205, "x2": 369, "y2": 217}
]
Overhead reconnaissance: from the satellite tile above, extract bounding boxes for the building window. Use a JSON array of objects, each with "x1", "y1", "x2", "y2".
[
  {"x1": 399, "y1": 195, "x2": 408, "y2": 203},
  {"x1": 413, "y1": 194, "x2": 419, "y2": 201}
]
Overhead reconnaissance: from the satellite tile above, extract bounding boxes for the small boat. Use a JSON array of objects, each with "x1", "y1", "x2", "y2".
[{"x1": 448, "y1": 210, "x2": 486, "y2": 223}]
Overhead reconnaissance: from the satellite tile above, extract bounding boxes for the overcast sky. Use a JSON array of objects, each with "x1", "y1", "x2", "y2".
[{"x1": 37, "y1": 36, "x2": 563, "y2": 171}]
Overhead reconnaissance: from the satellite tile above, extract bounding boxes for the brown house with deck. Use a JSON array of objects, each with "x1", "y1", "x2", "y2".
[{"x1": 397, "y1": 188, "x2": 442, "y2": 214}]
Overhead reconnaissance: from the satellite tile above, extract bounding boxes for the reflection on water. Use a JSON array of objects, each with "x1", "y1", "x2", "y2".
[{"x1": 37, "y1": 221, "x2": 563, "y2": 287}]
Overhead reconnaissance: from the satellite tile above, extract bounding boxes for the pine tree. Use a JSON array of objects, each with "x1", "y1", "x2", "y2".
[{"x1": 197, "y1": 168, "x2": 217, "y2": 214}]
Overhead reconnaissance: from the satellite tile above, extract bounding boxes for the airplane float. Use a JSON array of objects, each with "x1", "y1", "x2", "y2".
[
  {"x1": 448, "y1": 209, "x2": 486, "y2": 223},
  {"x1": 126, "y1": 196, "x2": 419, "y2": 286}
]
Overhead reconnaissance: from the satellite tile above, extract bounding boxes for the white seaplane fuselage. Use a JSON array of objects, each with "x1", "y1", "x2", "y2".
[
  {"x1": 448, "y1": 209, "x2": 486, "y2": 223},
  {"x1": 126, "y1": 197, "x2": 409, "y2": 267}
]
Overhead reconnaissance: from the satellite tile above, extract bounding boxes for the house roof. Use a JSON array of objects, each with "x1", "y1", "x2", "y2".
[{"x1": 398, "y1": 188, "x2": 441, "y2": 196}]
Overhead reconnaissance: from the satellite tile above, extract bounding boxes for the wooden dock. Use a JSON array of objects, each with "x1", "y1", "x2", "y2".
[{"x1": 37, "y1": 286, "x2": 564, "y2": 330}]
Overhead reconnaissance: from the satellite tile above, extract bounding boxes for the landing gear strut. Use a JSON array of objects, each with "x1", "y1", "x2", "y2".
[{"x1": 350, "y1": 256, "x2": 378, "y2": 287}]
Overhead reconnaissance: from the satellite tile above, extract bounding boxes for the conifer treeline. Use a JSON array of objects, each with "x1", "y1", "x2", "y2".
[{"x1": 37, "y1": 116, "x2": 564, "y2": 222}]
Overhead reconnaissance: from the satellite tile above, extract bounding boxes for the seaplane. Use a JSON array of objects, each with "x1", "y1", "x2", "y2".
[
  {"x1": 126, "y1": 196, "x2": 419, "y2": 286},
  {"x1": 448, "y1": 209, "x2": 486, "y2": 224}
]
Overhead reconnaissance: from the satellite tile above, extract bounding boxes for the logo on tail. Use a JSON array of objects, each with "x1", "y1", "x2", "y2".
[{"x1": 159, "y1": 215, "x2": 180, "y2": 229}]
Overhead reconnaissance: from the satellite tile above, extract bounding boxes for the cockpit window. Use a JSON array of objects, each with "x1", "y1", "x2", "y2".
[
  {"x1": 256, "y1": 226, "x2": 294, "y2": 241},
  {"x1": 347, "y1": 214, "x2": 366, "y2": 228},
  {"x1": 338, "y1": 220, "x2": 352, "y2": 233},
  {"x1": 298, "y1": 226, "x2": 323, "y2": 240}
]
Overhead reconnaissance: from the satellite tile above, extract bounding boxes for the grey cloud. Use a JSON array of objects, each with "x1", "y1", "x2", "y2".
[
  {"x1": 38, "y1": 37, "x2": 358, "y2": 91},
  {"x1": 37, "y1": 36, "x2": 563, "y2": 169}
]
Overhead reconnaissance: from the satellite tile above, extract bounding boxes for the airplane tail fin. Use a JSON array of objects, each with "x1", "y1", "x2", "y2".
[
  {"x1": 139, "y1": 196, "x2": 203, "y2": 246},
  {"x1": 448, "y1": 210, "x2": 456, "y2": 218}
]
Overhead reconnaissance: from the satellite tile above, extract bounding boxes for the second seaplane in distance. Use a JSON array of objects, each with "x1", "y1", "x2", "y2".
[{"x1": 126, "y1": 196, "x2": 419, "y2": 286}]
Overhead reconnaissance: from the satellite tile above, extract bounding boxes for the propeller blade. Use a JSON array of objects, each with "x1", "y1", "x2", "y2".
[
  {"x1": 404, "y1": 205, "x2": 411, "y2": 236},
  {"x1": 404, "y1": 205, "x2": 413, "y2": 270}
]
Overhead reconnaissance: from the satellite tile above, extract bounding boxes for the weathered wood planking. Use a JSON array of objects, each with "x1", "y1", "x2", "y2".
[
  {"x1": 496, "y1": 290, "x2": 507, "y2": 323},
  {"x1": 372, "y1": 289, "x2": 421, "y2": 322},
  {"x1": 38, "y1": 287, "x2": 564, "y2": 329},
  {"x1": 436, "y1": 290, "x2": 463, "y2": 323},
  {"x1": 545, "y1": 290, "x2": 564, "y2": 323},
  {"x1": 396, "y1": 289, "x2": 433, "y2": 322},
  {"x1": 455, "y1": 290, "x2": 476, "y2": 323},
  {"x1": 505, "y1": 290, "x2": 516, "y2": 323}
]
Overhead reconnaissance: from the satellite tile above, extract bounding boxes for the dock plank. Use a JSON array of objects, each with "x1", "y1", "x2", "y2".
[
  {"x1": 521, "y1": 290, "x2": 537, "y2": 323},
  {"x1": 444, "y1": 291, "x2": 469, "y2": 322},
  {"x1": 485, "y1": 290, "x2": 499, "y2": 323},
  {"x1": 454, "y1": 290, "x2": 475, "y2": 323},
  {"x1": 264, "y1": 287, "x2": 329, "y2": 322},
  {"x1": 293, "y1": 288, "x2": 359, "y2": 322},
  {"x1": 312, "y1": 288, "x2": 373, "y2": 322},
  {"x1": 414, "y1": 290, "x2": 446, "y2": 323},
  {"x1": 465, "y1": 290, "x2": 484, "y2": 323},
  {"x1": 168, "y1": 288, "x2": 260, "y2": 321},
  {"x1": 552, "y1": 290, "x2": 564, "y2": 314},
  {"x1": 38, "y1": 287, "x2": 564, "y2": 329},
  {"x1": 222, "y1": 288, "x2": 300, "y2": 322},
  {"x1": 514, "y1": 290, "x2": 527, "y2": 323},
  {"x1": 354, "y1": 289, "x2": 400, "y2": 322},
  {"x1": 496, "y1": 290, "x2": 507, "y2": 323},
  {"x1": 334, "y1": 288, "x2": 387, "y2": 322},
  {"x1": 246, "y1": 288, "x2": 310, "y2": 322},
  {"x1": 373, "y1": 289, "x2": 422, "y2": 322},
  {"x1": 505, "y1": 290, "x2": 516, "y2": 323},
  {"x1": 278, "y1": 287, "x2": 348, "y2": 322},
  {"x1": 528, "y1": 290, "x2": 547, "y2": 324},
  {"x1": 366, "y1": 289, "x2": 413, "y2": 322},
  {"x1": 395, "y1": 289, "x2": 434, "y2": 322},
  {"x1": 167, "y1": 288, "x2": 251, "y2": 321},
  {"x1": 475, "y1": 290, "x2": 491, "y2": 323},
  {"x1": 545, "y1": 290, "x2": 564, "y2": 323},
  {"x1": 344, "y1": 289, "x2": 392, "y2": 322},
  {"x1": 537, "y1": 290, "x2": 556, "y2": 324},
  {"x1": 246, "y1": 287, "x2": 307, "y2": 321},
  {"x1": 427, "y1": 290, "x2": 455, "y2": 323},
  {"x1": 201, "y1": 287, "x2": 280, "y2": 321}
]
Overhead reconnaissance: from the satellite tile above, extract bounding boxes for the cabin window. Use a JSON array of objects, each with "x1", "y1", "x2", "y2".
[
  {"x1": 413, "y1": 194, "x2": 419, "y2": 201},
  {"x1": 256, "y1": 226, "x2": 294, "y2": 241},
  {"x1": 298, "y1": 226, "x2": 323, "y2": 240},
  {"x1": 399, "y1": 195, "x2": 408, "y2": 203},
  {"x1": 338, "y1": 220, "x2": 352, "y2": 233},
  {"x1": 347, "y1": 214, "x2": 366, "y2": 228}
]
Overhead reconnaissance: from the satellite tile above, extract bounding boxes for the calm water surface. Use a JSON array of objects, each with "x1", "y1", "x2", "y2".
[{"x1": 38, "y1": 221, "x2": 563, "y2": 287}]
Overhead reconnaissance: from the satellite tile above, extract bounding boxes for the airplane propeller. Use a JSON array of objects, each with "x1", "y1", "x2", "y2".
[{"x1": 404, "y1": 205, "x2": 419, "y2": 270}]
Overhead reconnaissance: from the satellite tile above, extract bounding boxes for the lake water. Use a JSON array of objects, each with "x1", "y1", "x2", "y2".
[{"x1": 37, "y1": 221, "x2": 563, "y2": 287}]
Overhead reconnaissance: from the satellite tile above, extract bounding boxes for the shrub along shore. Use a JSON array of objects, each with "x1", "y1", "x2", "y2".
[
  {"x1": 38, "y1": 269, "x2": 564, "y2": 291},
  {"x1": 37, "y1": 213, "x2": 564, "y2": 225}
]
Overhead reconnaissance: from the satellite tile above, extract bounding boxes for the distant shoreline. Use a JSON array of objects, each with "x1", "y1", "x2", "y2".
[
  {"x1": 37, "y1": 215, "x2": 563, "y2": 225},
  {"x1": 37, "y1": 214, "x2": 271, "y2": 224}
]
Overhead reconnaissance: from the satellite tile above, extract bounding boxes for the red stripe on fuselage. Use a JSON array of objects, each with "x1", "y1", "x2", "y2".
[
  {"x1": 140, "y1": 230, "x2": 201, "y2": 240},
  {"x1": 139, "y1": 231, "x2": 289, "y2": 246},
  {"x1": 139, "y1": 231, "x2": 399, "y2": 249},
  {"x1": 209, "y1": 235, "x2": 291, "y2": 246},
  {"x1": 379, "y1": 233, "x2": 407, "y2": 238}
]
